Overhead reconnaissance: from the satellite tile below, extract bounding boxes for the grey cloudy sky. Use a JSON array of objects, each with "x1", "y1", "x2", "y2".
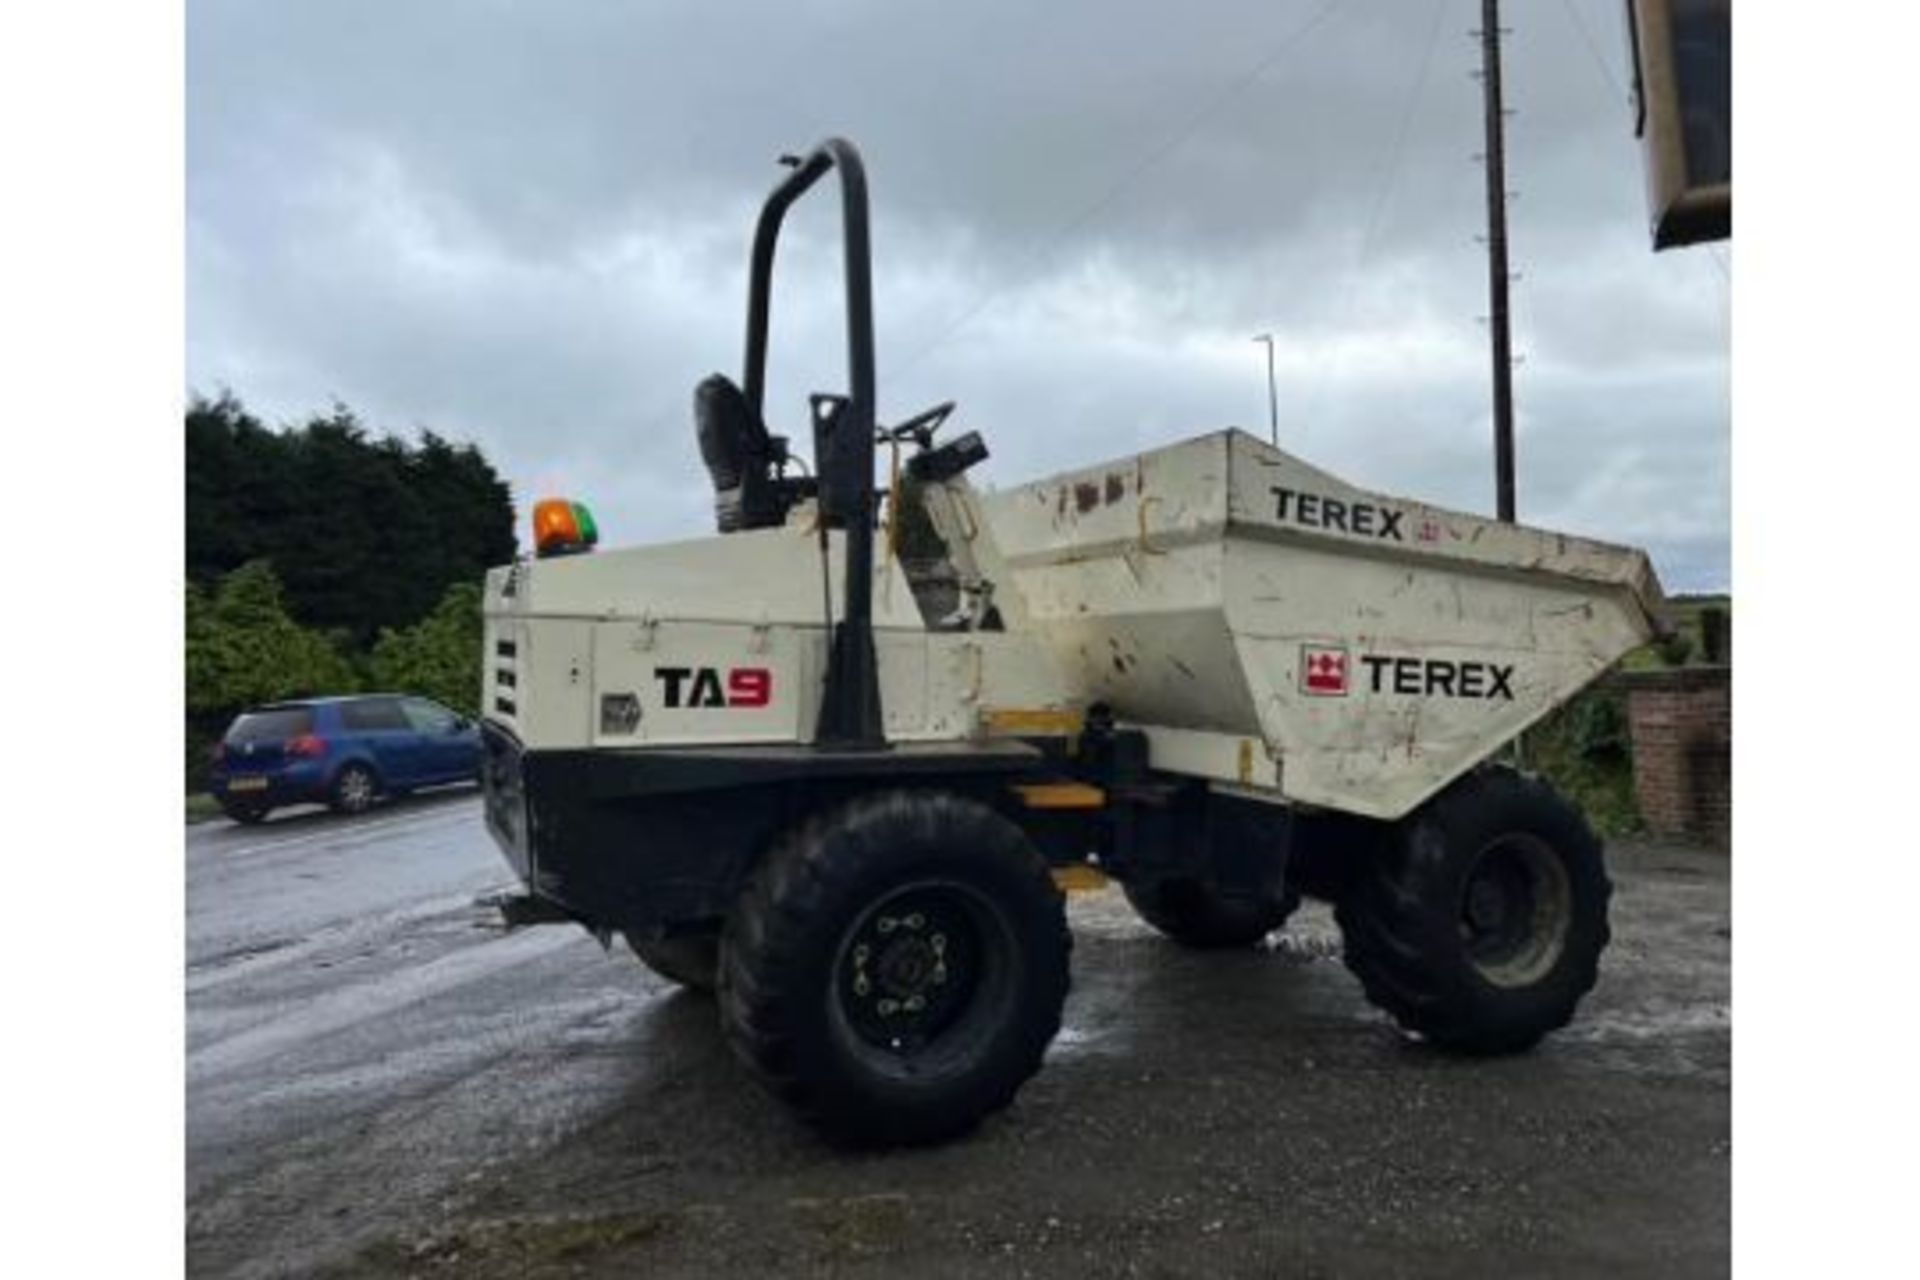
[{"x1": 186, "y1": 0, "x2": 1729, "y2": 590}]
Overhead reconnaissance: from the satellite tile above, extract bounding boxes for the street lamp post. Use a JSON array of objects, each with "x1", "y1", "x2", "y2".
[{"x1": 1252, "y1": 333, "x2": 1278, "y2": 446}]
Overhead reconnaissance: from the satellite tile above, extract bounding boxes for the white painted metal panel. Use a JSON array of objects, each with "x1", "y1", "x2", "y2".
[{"x1": 976, "y1": 429, "x2": 1665, "y2": 819}]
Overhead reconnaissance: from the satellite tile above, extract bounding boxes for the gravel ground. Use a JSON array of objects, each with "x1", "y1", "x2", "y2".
[{"x1": 186, "y1": 794, "x2": 1728, "y2": 1278}]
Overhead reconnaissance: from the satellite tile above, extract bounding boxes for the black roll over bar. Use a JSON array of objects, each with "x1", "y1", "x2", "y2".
[{"x1": 740, "y1": 138, "x2": 884, "y2": 749}]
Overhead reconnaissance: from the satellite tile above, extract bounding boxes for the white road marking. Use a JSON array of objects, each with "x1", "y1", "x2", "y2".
[
  {"x1": 188, "y1": 926, "x2": 582, "y2": 1084},
  {"x1": 201, "y1": 802, "x2": 479, "y2": 860}
]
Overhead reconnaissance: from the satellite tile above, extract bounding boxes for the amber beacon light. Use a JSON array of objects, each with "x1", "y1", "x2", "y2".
[{"x1": 533, "y1": 497, "x2": 599, "y2": 558}]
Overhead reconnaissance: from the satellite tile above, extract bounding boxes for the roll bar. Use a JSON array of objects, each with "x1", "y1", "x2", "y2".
[{"x1": 741, "y1": 138, "x2": 883, "y2": 749}]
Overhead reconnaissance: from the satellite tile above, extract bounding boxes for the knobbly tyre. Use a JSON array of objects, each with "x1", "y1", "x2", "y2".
[{"x1": 479, "y1": 138, "x2": 1666, "y2": 1146}]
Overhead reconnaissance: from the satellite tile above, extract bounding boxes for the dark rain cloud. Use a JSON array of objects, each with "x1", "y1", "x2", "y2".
[{"x1": 187, "y1": 0, "x2": 1728, "y2": 589}]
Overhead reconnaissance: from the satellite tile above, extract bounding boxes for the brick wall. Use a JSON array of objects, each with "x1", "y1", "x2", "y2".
[{"x1": 1619, "y1": 667, "x2": 1731, "y2": 847}]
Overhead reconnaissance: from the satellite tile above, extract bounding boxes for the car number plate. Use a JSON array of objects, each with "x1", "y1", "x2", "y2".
[{"x1": 228, "y1": 776, "x2": 269, "y2": 792}]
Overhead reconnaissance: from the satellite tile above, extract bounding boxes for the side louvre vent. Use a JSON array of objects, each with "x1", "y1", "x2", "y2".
[{"x1": 491, "y1": 628, "x2": 521, "y2": 726}]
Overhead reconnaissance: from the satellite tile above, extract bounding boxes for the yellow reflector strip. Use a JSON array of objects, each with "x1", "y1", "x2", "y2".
[
  {"x1": 1012, "y1": 782, "x2": 1106, "y2": 810},
  {"x1": 982, "y1": 707, "x2": 1085, "y2": 738},
  {"x1": 1051, "y1": 865, "x2": 1110, "y2": 894}
]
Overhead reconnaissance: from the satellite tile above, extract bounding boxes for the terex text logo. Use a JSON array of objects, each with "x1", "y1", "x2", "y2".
[
  {"x1": 1361, "y1": 655, "x2": 1514, "y2": 701},
  {"x1": 1271, "y1": 486, "x2": 1404, "y2": 541},
  {"x1": 654, "y1": 666, "x2": 773, "y2": 709}
]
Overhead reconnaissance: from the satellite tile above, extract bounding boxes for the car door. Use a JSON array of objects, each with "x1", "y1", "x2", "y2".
[
  {"x1": 401, "y1": 697, "x2": 476, "y2": 782},
  {"x1": 340, "y1": 696, "x2": 427, "y2": 788}
]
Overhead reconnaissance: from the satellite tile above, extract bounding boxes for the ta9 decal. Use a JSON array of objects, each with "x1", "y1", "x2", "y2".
[{"x1": 654, "y1": 666, "x2": 774, "y2": 708}]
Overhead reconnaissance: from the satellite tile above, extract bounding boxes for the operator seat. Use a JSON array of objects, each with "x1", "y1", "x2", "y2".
[{"x1": 694, "y1": 373, "x2": 806, "y2": 532}]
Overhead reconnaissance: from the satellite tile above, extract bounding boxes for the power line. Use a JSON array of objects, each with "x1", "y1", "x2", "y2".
[
  {"x1": 883, "y1": 0, "x2": 1349, "y2": 388},
  {"x1": 1297, "y1": 0, "x2": 1454, "y2": 436},
  {"x1": 1356, "y1": 0, "x2": 1455, "y2": 271},
  {"x1": 626, "y1": 1, "x2": 1353, "y2": 459},
  {"x1": 1556, "y1": 0, "x2": 1629, "y2": 102}
]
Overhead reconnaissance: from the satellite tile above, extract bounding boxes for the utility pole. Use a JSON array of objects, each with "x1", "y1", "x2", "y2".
[
  {"x1": 1477, "y1": 0, "x2": 1517, "y2": 522},
  {"x1": 1252, "y1": 333, "x2": 1278, "y2": 446}
]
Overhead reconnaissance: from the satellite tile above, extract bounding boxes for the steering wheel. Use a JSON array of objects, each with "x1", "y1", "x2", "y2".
[{"x1": 879, "y1": 401, "x2": 956, "y2": 450}]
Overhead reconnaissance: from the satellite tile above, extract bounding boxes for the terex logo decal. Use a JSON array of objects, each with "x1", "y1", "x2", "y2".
[
  {"x1": 1361, "y1": 655, "x2": 1514, "y2": 701},
  {"x1": 654, "y1": 666, "x2": 773, "y2": 709},
  {"x1": 1300, "y1": 645, "x2": 1350, "y2": 696},
  {"x1": 1271, "y1": 486, "x2": 1404, "y2": 541}
]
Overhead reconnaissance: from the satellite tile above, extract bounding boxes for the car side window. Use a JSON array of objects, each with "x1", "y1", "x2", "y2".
[
  {"x1": 401, "y1": 699, "x2": 458, "y2": 734},
  {"x1": 341, "y1": 698, "x2": 410, "y2": 732}
]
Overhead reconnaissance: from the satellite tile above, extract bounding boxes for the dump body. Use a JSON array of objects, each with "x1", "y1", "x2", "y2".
[{"x1": 972, "y1": 429, "x2": 1665, "y2": 820}]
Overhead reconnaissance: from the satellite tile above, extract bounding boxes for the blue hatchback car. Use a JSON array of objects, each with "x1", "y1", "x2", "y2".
[{"x1": 210, "y1": 694, "x2": 482, "y2": 823}]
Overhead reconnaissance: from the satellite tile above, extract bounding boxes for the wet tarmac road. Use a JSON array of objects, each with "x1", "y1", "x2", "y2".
[{"x1": 186, "y1": 794, "x2": 1729, "y2": 1278}]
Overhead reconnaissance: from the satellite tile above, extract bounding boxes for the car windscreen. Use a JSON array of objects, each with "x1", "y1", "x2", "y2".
[{"x1": 227, "y1": 707, "x2": 314, "y2": 743}]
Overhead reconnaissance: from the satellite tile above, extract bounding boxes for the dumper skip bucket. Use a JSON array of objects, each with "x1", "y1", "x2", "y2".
[{"x1": 975, "y1": 430, "x2": 1667, "y2": 820}]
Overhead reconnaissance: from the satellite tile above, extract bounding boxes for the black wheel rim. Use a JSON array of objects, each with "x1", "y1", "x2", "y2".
[
  {"x1": 829, "y1": 880, "x2": 1017, "y2": 1080},
  {"x1": 1458, "y1": 833, "x2": 1572, "y2": 988}
]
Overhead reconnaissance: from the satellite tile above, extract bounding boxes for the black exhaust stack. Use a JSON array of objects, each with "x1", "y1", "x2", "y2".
[{"x1": 740, "y1": 138, "x2": 884, "y2": 749}]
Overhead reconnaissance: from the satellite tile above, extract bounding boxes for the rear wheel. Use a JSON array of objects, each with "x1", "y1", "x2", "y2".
[
  {"x1": 625, "y1": 931, "x2": 719, "y2": 993},
  {"x1": 1335, "y1": 766, "x2": 1610, "y2": 1054},
  {"x1": 330, "y1": 763, "x2": 379, "y2": 815},
  {"x1": 719, "y1": 790, "x2": 1070, "y2": 1147},
  {"x1": 1122, "y1": 878, "x2": 1299, "y2": 949}
]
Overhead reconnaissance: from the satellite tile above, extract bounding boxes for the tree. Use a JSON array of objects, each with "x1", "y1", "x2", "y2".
[
  {"x1": 368, "y1": 581, "x2": 486, "y2": 716},
  {"x1": 185, "y1": 393, "x2": 517, "y2": 643},
  {"x1": 186, "y1": 560, "x2": 359, "y2": 714}
]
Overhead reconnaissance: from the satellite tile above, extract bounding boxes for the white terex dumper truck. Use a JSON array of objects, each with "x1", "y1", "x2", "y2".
[{"x1": 480, "y1": 139, "x2": 1667, "y2": 1146}]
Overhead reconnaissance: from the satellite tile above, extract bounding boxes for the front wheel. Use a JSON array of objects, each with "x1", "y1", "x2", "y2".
[
  {"x1": 1335, "y1": 766, "x2": 1611, "y2": 1054},
  {"x1": 719, "y1": 791, "x2": 1070, "y2": 1147}
]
